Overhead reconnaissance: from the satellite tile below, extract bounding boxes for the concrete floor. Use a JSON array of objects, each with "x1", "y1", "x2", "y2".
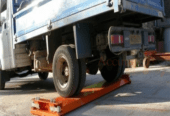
[{"x1": 1, "y1": 63, "x2": 170, "y2": 116}]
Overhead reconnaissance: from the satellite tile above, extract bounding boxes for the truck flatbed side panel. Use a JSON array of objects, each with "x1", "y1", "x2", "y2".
[
  {"x1": 14, "y1": 0, "x2": 112, "y2": 43},
  {"x1": 123, "y1": 0, "x2": 164, "y2": 17},
  {"x1": 14, "y1": 0, "x2": 106, "y2": 37},
  {"x1": 127, "y1": 0, "x2": 164, "y2": 11},
  {"x1": 13, "y1": 0, "x2": 164, "y2": 44}
]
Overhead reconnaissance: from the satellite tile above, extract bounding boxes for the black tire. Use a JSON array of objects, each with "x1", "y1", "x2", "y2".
[
  {"x1": 53, "y1": 45, "x2": 79, "y2": 97},
  {"x1": 143, "y1": 57, "x2": 150, "y2": 68},
  {"x1": 38, "y1": 72, "x2": 49, "y2": 80},
  {"x1": 69, "y1": 44, "x2": 86, "y2": 96},
  {"x1": 0, "y1": 71, "x2": 6, "y2": 90},
  {"x1": 119, "y1": 59, "x2": 126, "y2": 78},
  {"x1": 74, "y1": 59, "x2": 86, "y2": 95},
  {"x1": 86, "y1": 61, "x2": 98, "y2": 75},
  {"x1": 100, "y1": 55, "x2": 122, "y2": 82}
]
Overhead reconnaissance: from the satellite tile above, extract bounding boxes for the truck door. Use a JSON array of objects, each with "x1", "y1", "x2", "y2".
[
  {"x1": 0, "y1": 0, "x2": 17, "y2": 70},
  {"x1": 0, "y1": 0, "x2": 12, "y2": 70}
]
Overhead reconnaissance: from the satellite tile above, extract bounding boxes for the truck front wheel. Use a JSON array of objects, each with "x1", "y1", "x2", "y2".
[
  {"x1": 0, "y1": 71, "x2": 6, "y2": 90},
  {"x1": 53, "y1": 45, "x2": 79, "y2": 97},
  {"x1": 38, "y1": 72, "x2": 49, "y2": 80}
]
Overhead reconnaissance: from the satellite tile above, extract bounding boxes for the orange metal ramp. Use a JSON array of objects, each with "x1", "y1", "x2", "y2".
[
  {"x1": 144, "y1": 50, "x2": 170, "y2": 61},
  {"x1": 30, "y1": 74, "x2": 131, "y2": 116}
]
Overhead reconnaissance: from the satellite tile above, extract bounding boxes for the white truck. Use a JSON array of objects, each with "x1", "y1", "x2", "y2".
[{"x1": 0, "y1": 0, "x2": 165, "y2": 97}]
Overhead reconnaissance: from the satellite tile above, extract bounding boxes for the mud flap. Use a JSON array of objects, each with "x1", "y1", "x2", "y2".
[{"x1": 73, "y1": 23, "x2": 92, "y2": 59}]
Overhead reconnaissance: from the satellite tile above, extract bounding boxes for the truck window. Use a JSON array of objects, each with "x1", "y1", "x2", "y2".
[
  {"x1": 1, "y1": 0, "x2": 6, "y2": 12},
  {"x1": 0, "y1": 0, "x2": 7, "y2": 26}
]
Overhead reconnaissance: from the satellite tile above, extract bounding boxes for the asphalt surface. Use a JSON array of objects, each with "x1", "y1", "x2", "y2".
[{"x1": 1, "y1": 63, "x2": 170, "y2": 116}]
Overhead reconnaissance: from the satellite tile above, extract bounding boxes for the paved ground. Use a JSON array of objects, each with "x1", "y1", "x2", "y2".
[{"x1": 1, "y1": 63, "x2": 170, "y2": 116}]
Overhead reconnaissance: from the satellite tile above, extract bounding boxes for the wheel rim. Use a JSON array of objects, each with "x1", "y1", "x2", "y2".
[{"x1": 56, "y1": 55, "x2": 69, "y2": 89}]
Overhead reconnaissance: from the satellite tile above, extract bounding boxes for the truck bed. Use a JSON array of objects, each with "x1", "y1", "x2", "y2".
[{"x1": 13, "y1": 0, "x2": 164, "y2": 44}]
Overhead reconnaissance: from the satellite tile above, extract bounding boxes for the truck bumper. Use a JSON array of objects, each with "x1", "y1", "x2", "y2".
[
  {"x1": 108, "y1": 26, "x2": 155, "y2": 55},
  {"x1": 143, "y1": 44, "x2": 156, "y2": 51}
]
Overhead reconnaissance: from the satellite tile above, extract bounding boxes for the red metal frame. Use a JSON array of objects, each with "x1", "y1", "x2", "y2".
[
  {"x1": 30, "y1": 74, "x2": 131, "y2": 116},
  {"x1": 144, "y1": 50, "x2": 170, "y2": 61},
  {"x1": 144, "y1": 50, "x2": 157, "y2": 57}
]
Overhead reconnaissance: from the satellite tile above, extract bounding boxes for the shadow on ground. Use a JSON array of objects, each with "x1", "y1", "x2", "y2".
[{"x1": 0, "y1": 75, "x2": 56, "y2": 96}]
